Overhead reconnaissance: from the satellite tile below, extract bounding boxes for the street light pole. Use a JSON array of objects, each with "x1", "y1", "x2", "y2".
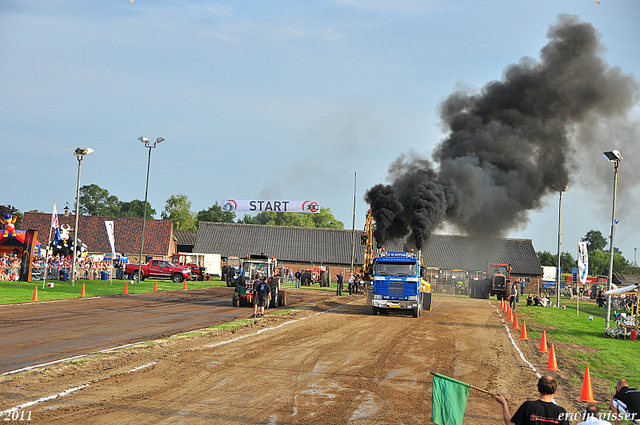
[
  {"x1": 552, "y1": 185, "x2": 568, "y2": 308},
  {"x1": 70, "y1": 148, "x2": 94, "y2": 287},
  {"x1": 136, "y1": 137, "x2": 164, "y2": 285},
  {"x1": 603, "y1": 150, "x2": 622, "y2": 329}
]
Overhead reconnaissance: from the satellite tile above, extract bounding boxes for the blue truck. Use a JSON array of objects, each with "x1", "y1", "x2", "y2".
[{"x1": 370, "y1": 251, "x2": 432, "y2": 317}]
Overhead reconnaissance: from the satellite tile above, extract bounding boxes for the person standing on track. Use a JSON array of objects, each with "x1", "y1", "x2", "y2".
[
  {"x1": 250, "y1": 274, "x2": 271, "y2": 319},
  {"x1": 348, "y1": 272, "x2": 355, "y2": 296},
  {"x1": 492, "y1": 375, "x2": 569, "y2": 425},
  {"x1": 336, "y1": 271, "x2": 343, "y2": 296},
  {"x1": 510, "y1": 283, "x2": 518, "y2": 311}
]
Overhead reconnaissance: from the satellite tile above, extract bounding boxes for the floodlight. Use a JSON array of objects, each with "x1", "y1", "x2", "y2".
[
  {"x1": 138, "y1": 137, "x2": 149, "y2": 143},
  {"x1": 74, "y1": 148, "x2": 94, "y2": 156},
  {"x1": 155, "y1": 137, "x2": 165, "y2": 144},
  {"x1": 603, "y1": 150, "x2": 623, "y2": 162}
]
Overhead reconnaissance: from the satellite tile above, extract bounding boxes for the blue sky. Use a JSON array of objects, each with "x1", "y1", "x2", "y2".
[{"x1": 2, "y1": 0, "x2": 640, "y2": 261}]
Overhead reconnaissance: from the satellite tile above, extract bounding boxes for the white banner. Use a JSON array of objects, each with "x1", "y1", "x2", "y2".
[
  {"x1": 221, "y1": 200, "x2": 320, "y2": 213},
  {"x1": 578, "y1": 241, "x2": 589, "y2": 284},
  {"x1": 104, "y1": 221, "x2": 116, "y2": 257}
]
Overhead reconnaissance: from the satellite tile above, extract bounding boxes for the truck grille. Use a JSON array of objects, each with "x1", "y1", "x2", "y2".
[{"x1": 388, "y1": 282, "x2": 404, "y2": 298}]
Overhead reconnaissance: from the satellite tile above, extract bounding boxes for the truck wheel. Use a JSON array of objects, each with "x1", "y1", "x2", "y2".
[
  {"x1": 232, "y1": 291, "x2": 239, "y2": 307},
  {"x1": 372, "y1": 306, "x2": 380, "y2": 315},
  {"x1": 172, "y1": 273, "x2": 184, "y2": 283},
  {"x1": 413, "y1": 307, "x2": 420, "y2": 318},
  {"x1": 132, "y1": 270, "x2": 145, "y2": 281}
]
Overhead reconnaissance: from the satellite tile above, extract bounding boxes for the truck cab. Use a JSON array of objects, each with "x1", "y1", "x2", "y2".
[{"x1": 371, "y1": 251, "x2": 431, "y2": 317}]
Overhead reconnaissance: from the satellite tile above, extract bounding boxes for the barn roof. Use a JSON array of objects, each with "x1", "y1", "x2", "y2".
[
  {"x1": 21, "y1": 212, "x2": 174, "y2": 257},
  {"x1": 194, "y1": 222, "x2": 542, "y2": 276}
]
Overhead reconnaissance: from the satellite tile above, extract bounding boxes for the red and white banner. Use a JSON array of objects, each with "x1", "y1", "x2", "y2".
[{"x1": 221, "y1": 200, "x2": 320, "y2": 213}]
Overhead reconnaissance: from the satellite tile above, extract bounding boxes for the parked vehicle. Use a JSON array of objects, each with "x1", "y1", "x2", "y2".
[
  {"x1": 171, "y1": 253, "x2": 221, "y2": 281},
  {"x1": 300, "y1": 267, "x2": 329, "y2": 287},
  {"x1": 125, "y1": 259, "x2": 190, "y2": 283},
  {"x1": 232, "y1": 254, "x2": 286, "y2": 308}
]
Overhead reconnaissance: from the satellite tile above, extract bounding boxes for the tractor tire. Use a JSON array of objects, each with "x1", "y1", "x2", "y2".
[
  {"x1": 468, "y1": 280, "x2": 475, "y2": 298},
  {"x1": 271, "y1": 287, "x2": 279, "y2": 308},
  {"x1": 301, "y1": 271, "x2": 311, "y2": 286},
  {"x1": 320, "y1": 271, "x2": 329, "y2": 287},
  {"x1": 221, "y1": 266, "x2": 227, "y2": 282},
  {"x1": 480, "y1": 280, "x2": 491, "y2": 299},
  {"x1": 226, "y1": 273, "x2": 234, "y2": 287},
  {"x1": 278, "y1": 292, "x2": 286, "y2": 306},
  {"x1": 172, "y1": 273, "x2": 184, "y2": 283},
  {"x1": 232, "y1": 291, "x2": 240, "y2": 307}
]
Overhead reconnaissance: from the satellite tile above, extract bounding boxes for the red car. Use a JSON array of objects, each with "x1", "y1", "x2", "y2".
[{"x1": 125, "y1": 259, "x2": 190, "y2": 283}]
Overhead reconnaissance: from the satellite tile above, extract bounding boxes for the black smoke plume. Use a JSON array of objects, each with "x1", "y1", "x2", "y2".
[{"x1": 365, "y1": 15, "x2": 639, "y2": 249}]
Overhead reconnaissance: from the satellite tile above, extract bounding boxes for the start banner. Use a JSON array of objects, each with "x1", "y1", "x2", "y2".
[{"x1": 221, "y1": 200, "x2": 320, "y2": 213}]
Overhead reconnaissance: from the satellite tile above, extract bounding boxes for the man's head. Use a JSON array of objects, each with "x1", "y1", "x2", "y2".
[
  {"x1": 585, "y1": 405, "x2": 599, "y2": 418},
  {"x1": 617, "y1": 379, "x2": 629, "y2": 391},
  {"x1": 537, "y1": 375, "x2": 558, "y2": 395},
  {"x1": 255, "y1": 273, "x2": 261, "y2": 281}
]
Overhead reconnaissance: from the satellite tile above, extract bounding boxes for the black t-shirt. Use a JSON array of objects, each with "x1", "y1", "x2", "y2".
[
  {"x1": 255, "y1": 280, "x2": 271, "y2": 298},
  {"x1": 614, "y1": 387, "x2": 640, "y2": 416},
  {"x1": 511, "y1": 400, "x2": 569, "y2": 425}
]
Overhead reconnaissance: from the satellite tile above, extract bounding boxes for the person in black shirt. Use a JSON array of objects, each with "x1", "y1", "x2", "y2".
[
  {"x1": 250, "y1": 274, "x2": 271, "y2": 319},
  {"x1": 336, "y1": 272, "x2": 343, "y2": 296},
  {"x1": 610, "y1": 379, "x2": 640, "y2": 425},
  {"x1": 492, "y1": 375, "x2": 569, "y2": 425}
]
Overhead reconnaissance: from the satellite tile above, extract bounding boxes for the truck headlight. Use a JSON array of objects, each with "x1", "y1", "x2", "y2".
[{"x1": 373, "y1": 294, "x2": 382, "y2": 300}]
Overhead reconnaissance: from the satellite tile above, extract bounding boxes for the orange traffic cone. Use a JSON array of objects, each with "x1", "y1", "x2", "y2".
[
  {"x1": 183, "y1": 280, "x2": 188, "y2": 290},
  {"x1": 32, "y1": 286, "x2": 39, "y2": 301},
  {"x1": 546, "y1": 343, "x2": 559, "y2": 371},
  {"x1": 512, "y1": 311, "x2": 520, "y2": 329},
  {"x1": 576, "y1": 366, "x2": 596, "y2": 402},
  {"x1": 508, "y1": 307, "x2": 513, "y2": 322},
  {"x1": 538, "y1": 330, "x2": 548, "y2": 353},
  {"x1": 81, "y1": 283, "x2": 86, "y2": 297},
  {"x1": 153, "y1": 280, "x2": 158, "y2": 291},
  {"x1": 520, "y1": 320, "x2": 529, "y2": 340},
  {"x1": 500, "y1": 298, "x2": 504, "y2": 310},
  {"x1": 124, "y1": 281, "x2": 129, "y2": 295}
]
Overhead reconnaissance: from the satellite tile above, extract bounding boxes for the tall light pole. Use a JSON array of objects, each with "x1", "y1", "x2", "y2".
[
  {"x1": 136, "y1": 137, "x2": 164, "y2": 285},
  {"x1": 70, "y1": 148, "x2": 94, "y2": 287},
  {"x1": 603, "y1": 149, "x2": 622, "y2": 329},
  {"x1": 551, "y1": 185, "x2": 568, "y2": 308}
]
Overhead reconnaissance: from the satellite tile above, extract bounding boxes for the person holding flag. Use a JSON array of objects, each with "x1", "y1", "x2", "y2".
[
  {"x1": 492, "y1": 375, "x2": 569, "y2": 425},
  {"x1": 43, "y1": 202, "x2": 62, "y2": 287}
]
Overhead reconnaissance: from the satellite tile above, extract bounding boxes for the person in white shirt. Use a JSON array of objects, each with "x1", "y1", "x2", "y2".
[{"x1": 578, "y1": 405, "x2": 612, "y2": 425}]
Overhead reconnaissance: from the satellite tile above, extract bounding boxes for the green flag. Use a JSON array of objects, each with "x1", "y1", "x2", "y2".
[{"x1": 431, "y1": 373, "x2": 470, "y2": 425}]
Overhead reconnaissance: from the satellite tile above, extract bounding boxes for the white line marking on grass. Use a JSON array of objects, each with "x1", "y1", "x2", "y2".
[{"x1": 489, "y1": 302, "x2": 541, "y2": 379}]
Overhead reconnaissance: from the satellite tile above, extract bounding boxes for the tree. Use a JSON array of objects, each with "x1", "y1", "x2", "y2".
[
  {"x1": 582, "y1": 230, "x2": 607, "y2": 252},
  {"x1": 120, "y1": 200, "x2": 156, "y2": 219},
  {"x1": 0, "y1": 205, "x2": 22, "y2": 229},
  {"x1": 536, "y1": 251, "x2": 555, "y2": 266},
  {"x1": 559, "y1": 252, "x2": 576, "y2": 274},
  {"x1": 161, "y1": 194, "x2": 197, "y2": 231},
  {"x1": 79, "y1": 184, "x2": 121, "y2": 216},
  {"x1": 240, "y1": 207, "x2": 344, "y2": 229},
  {"x1": 196, "y1": 202, "x2": 235, "y2": 226}
]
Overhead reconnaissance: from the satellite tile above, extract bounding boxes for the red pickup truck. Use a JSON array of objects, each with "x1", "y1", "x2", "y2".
[{"x1": 125, "y1": 259, "x2": 190, "y2": 283}]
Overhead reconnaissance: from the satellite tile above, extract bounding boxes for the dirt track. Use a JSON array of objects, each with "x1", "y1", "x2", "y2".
[{"x1": 0, "y1": 293, "x2": 579, "y2": 424}]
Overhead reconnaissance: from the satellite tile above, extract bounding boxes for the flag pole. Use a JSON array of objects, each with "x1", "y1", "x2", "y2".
[
  {"x1": 43, "y1": 203, "x2": 55, "y2": 289},
  {"x1": 430, "y1": 372, "x2": 494, "y2": 395}
]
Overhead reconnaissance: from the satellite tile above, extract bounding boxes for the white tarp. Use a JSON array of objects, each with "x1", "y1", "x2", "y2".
[{"x1": 221, "y1": 200, "x2": 320, "y2": 213}]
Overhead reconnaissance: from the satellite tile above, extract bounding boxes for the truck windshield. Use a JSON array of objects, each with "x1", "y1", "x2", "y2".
[
  {"x1": 489, "y1": 265, "x2": 508, "y2": 276},
  {"x1": 375, "y1": 262, "x2": 417, "y2": 277}
]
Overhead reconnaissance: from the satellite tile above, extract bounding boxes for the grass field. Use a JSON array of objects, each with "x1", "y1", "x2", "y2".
[
  {"x1": 516, "y1": 297, "x2": 639, "y2": 392},
  {"x1": 0, "y1": 277, "x2": 338, "y2": 304}
]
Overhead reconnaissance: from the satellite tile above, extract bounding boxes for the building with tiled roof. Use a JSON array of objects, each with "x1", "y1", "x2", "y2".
[
  {"x1": 175, "y1": 230, "x2": 197, "y2": 253},
  {"x1": 194, "y1": 222, "x2": 542, "y2": 278},
  {"x1": 21, "y1": 212, "x2": 176, "y2": 261}
]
